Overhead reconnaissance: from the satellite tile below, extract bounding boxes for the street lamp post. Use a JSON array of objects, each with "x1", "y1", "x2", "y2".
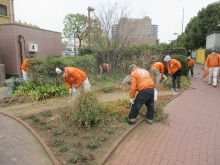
[{"x1": 87, "y1": 7, "x2": 95, "y2": 48}]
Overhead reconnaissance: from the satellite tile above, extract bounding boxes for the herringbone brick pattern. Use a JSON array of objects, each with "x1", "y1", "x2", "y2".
[{"x1": 103, "y1": 64, "x2": 220, "y2": 165}]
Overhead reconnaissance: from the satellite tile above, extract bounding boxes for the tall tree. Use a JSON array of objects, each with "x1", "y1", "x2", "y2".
[
  {"x1": 183, "y1": 1, "x2": 220, "y2": 50},
  {"x1": 63, "y1": 14, "x2": 88, "y2": 49}
]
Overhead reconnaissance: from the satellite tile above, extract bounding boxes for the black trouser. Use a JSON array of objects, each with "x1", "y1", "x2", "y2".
[
  {"x1": 129, "y1": 88, "x2": 154, "y2": 120},
  {"x1": 172, "y1": 69, "x2": 182, "y2": 89},
  {"x1": 188, "y1": 66, "x2": 194, "y2": 76}
]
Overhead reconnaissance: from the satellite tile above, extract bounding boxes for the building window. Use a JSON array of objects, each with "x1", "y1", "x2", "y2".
[{"x1": 0, "y1": 5, "x2": 7, "y2": 16}]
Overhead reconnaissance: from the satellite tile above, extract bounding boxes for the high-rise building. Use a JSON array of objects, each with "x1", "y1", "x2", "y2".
[
  {"x1": 151, "y1": 24, "x2": 159, "y2": 44},
  {"x1": 151, "y1": 25, "x2": 158, "y2": 39},
  {"x1": 112, "y1": 24, "x2": 119, "y2": 40},
  {"x1": 112, "y1": 17, "x2": 157, "y2": 45}
]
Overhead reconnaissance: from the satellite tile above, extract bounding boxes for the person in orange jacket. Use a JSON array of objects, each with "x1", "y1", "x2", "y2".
[
  {"x1": 187, "y1": 56, "x2": 195, "y2": 77},
  {"x1": 99, "y1": 61, "x2": 110, "y2": 75},
  {"x1": 55, "y1": 66, "x2": 91, "y2": 99},
  {"x1": 204, "y1": 48, "x2": 220, "y2": 87},
  {"x1": 150, "y1": 61, "x2": 167, "y2": 86},
  {"x1": 21, "y1": 57, "x2": 34, "y2": 82},
  {"x1": 127, "y1": 64, "x2": 155, "y2": 125},
  {"x1": 163, "y1": 55, "x2": 182, "y2": 91}
]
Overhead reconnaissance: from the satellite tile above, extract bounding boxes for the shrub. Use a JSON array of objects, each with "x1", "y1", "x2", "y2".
[
  {"x1": 74, "y1": 91, "x2": 103, "y2": 127},
  {"x1": 98, "y1": 136, "x2": 108, "y2": 142},
  {"x1": 87, "y1": 141, "x2": 100, "y2": 150},
  {"x1": 61, "y1": 91, "x2": 103, "y2": 128},
  {"x1": 68, "y1": 155, "x2": 80, "y2": 164},
  {"x1": 165, "y1": 76, "x2": 190, "y2": 89},
  {"x1": 13, "y1": 81, "x2": 68, "y2": 100},
  {"x1": 59, "y1": 146, "x2": 69, "y2": 152},
  {"x1": 52, "y1": 139, "x2": 64, "y2": 147}
]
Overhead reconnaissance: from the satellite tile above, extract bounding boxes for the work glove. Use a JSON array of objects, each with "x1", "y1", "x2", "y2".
[
  {"x1": 130, "y1": 99, "x2": 134, "y2": 105},
  {"x1": 205, "y1": 67, "x2": 208, "y2": 70}
]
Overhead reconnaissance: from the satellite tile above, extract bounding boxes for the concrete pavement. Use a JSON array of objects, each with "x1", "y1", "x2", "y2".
[
  {"x1": 101, "y1": 64, "x2": 220, "y2": 165},
  {"x1": 0, "y1": 87, "x2": 9, "y2": 99},
  {"x1": 0, "y1": 112, "x2": 59, "y2": 165}
]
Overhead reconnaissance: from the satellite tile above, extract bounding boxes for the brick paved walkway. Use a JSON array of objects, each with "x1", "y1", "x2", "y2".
[
  {"x1": 0, "y1": 112, "x2": 59, "y2": 165},
  {"x1": 102, "y1": 64, "x2": 220, "y2": 165}
]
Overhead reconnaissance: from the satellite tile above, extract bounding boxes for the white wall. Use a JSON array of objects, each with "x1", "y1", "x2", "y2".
[{"x1": 206, "y1": 32, "x2": 220, "y2": 49}]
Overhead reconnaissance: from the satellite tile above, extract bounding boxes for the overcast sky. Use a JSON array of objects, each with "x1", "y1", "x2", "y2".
[{"x1": 13, "y1": 0, "x2": 219, "y2": 43}]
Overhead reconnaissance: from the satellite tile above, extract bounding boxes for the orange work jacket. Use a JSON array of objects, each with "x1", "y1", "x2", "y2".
[
  {"x1": 167, "y1": 59, "x2": 181, "y2": 74},
  {"x1": 187, "y1": 59, "x2": 195, "y2": 67},
  {"x1": 21, "y1": 58, "x2": 29, "y2": 71},
  {"x1": 129, "y1": 68, "x2": 155, "y2": 99},
  {"x1": 205, "y1": 53, "x2": 220, "y2": 67},
  {"x1": 62, "y1": 67, "x2": 88, "y2": 89},
  {"x1": 151, "y1": 62, "x2": 165, "y2": 75},
  {"x1": 102, "y1": 63, "x2": 110, "y2": 74}
]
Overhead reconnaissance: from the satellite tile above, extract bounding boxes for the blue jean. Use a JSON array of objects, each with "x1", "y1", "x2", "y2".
[{"x1": 128, "y1": 88, "x2": 154, "y2": 121}]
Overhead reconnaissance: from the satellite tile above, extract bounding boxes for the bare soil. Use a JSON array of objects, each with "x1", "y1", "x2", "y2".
[{"x1": 0, "y1": 89, "x2": 174, "y2": 165}]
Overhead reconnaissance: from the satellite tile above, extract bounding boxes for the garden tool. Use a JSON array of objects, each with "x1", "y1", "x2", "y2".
[{"x1": 202, "y1": 70, "x2": 209, "y2": 78}]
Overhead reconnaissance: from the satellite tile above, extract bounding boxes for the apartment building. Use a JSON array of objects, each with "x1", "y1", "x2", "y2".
[
  {"x1": 0, "y1": 0, "x2": 14, "y2": 24},
  {"x1": 112, "y1": 17, "x2": 158, "y2": 45}
]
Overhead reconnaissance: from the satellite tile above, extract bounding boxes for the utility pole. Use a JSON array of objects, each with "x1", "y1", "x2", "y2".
[
  {"x1": 182, "y1": 7, "x2": 184, "y2": 33},
  {"x1": 87, "y1": 7, "x2": 95, "y2": 48}
]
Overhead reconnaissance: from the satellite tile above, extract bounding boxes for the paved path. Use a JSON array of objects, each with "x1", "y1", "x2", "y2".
[
  {"x1": 102, "y1": 64, "x2": 220, "y2": 165},
  {"x1": 0, "y1": 112, "x2": 59, "y2": 165}
]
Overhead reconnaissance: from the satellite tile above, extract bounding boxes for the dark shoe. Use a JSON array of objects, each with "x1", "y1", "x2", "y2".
[
  {"x1": 126, "y1": 119, "x2": 136, "y2": 125},
  {"x1": 145, "y1": 119, "x2": 153, "y2": 124}
]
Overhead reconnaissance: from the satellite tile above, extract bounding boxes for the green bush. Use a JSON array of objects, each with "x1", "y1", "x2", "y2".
[
  {"x1": 87, "y1": 140, "x2": 100, "y2": 150},
  {"x1": 165, "y1": 76, "x2": 190, "y2": 89},
  {"x1": 13, "y1": 81, "x2": 68, "y2": 100},
  {"x1": 28, "y1": 56, "x2": 97, "y2": 84},
  {"x1": 61, "y1": 91, "x2": 103, "y2": 128},
  {"x1": 68, "y1": 155, "x2": 80, "y2": 163}
]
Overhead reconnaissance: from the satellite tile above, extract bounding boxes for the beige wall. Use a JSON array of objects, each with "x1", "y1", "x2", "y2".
[
  {"x1": 118, "y1": 17, "x2": 156, "y2": 45},
  {"x1": 0, "y1": 24, "x2": 62, "y2": 77},
  {"x1": 0, "y1": 0, "x2": 13, "y2": 24}
]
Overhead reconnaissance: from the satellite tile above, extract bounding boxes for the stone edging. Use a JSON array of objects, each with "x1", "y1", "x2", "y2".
[
  {"x1": 0, "y1": 111, "x2": 60, "y2": 165},
  {"x1": 99, "y1": 88, "x2": 186, "y2": 164}
]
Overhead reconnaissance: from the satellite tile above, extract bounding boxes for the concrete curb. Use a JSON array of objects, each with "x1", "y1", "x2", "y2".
[
  {"x1": 0, "y1": 111, "x2": 60, "y2": 165},
  {"x1": 99, "y1": 88, "x2": 186, "y2": 165}
]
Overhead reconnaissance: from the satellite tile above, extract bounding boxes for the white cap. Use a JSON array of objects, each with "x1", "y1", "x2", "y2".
[
  {"x1": 187, "y1": 56, "x2": 191, "y2": 59},
  {"x1": 55, "y1": 68, "x2": 62, "y2": 74},
  {"x1": 163, "y1": 55, "x2": 171, "y2": 62}
]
